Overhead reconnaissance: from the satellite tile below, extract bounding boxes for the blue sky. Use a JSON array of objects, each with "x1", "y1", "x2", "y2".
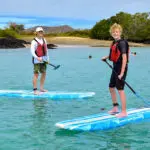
[{"x1": 0, "y1": 0, "x2": 150, "y2": 29}]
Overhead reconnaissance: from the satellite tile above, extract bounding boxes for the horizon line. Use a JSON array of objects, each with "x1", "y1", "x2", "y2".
[{"x1": 0, "y1": 15, "x2": 97, "y2": 29}]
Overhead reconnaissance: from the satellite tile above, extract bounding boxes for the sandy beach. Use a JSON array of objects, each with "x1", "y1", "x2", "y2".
[{"x1": 22, "y1": 36, "x2": 150, "y2": 48}]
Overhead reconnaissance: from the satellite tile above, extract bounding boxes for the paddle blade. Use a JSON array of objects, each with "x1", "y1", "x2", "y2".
[{"x1": 54, "y1": 65, "x2": 60, "y2": 70}]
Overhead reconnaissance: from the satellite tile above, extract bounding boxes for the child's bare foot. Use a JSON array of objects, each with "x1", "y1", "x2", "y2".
[
  {"x1": 33, "y1": 88, "x2": 40, "y2": 95},
  {"x1": 115, "y1": 112, "x2": 127, "y2": 118},
  {"x1": 34, "y1": 90, "x2": 40, "y2": 95},
  {"x1": 108, "y1": 107, "x2": 119, "y2": 115},
  {"x1": 40, "y1": 89, "x2": 48, "y2": 92}
]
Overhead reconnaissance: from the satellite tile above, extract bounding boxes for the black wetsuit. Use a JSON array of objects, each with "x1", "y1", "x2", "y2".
[{"x1": 109, "y1": 39, "x2": 129, "y2": 90}]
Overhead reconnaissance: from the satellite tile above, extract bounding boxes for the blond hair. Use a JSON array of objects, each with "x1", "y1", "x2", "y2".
[{"x1": 109, "y1": 23, "x2": 123, "y2": 34}]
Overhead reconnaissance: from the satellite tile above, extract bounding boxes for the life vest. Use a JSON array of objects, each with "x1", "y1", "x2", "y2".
[
  {"x1": 109, "y1": 40, "x2": 129, "y2": 63},
  {"x1": 34, "y1": 38, "x2": 47, "y2": 57}
]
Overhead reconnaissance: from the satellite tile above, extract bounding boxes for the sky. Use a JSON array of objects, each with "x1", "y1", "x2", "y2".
[{"x1": 0, "y1": 0, "x2": 150, "y2": 29}]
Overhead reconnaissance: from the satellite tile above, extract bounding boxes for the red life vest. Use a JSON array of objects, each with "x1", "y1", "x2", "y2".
[
  {"x1": 109, "y1": 40, "x2": 129, "y2": 63},
  {"x1": 34, "y1": 38, "x2": 47, "y2": 57}
]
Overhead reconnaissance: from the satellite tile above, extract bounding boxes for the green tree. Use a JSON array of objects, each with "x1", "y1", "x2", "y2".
[
  {"x1": 8, "y1": 22, "x2": 24, "y2": 34},
  {"x1": 90, "y1": 19, "x2": 111, "y2": 40},
  {"x1": 0, "y1": 28, "x2": 18, "y2": 38},
  {"x1": 90, "y1": 11, "x2": 150, "y2": 42}
]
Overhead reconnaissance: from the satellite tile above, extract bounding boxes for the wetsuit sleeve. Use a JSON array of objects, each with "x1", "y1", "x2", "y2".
[
  {"x1": 118, "y1": 40, "x2": 128, "y2": 54},
  {"x1": 30, "y1": 40, "x2": 38, "y2": 58}
]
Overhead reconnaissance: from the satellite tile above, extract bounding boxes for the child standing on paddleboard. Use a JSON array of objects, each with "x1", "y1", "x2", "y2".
[
  {"x1": 30, "y1": 27, "x2": 49, "y2": 95},
  {"x1": 102, "y1": 23, "x2": 129, "y2": 118}
]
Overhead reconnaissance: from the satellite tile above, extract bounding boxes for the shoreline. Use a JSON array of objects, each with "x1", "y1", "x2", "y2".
[{"x1": 22, "y1": 36, "x2": 150, "y2": 48}]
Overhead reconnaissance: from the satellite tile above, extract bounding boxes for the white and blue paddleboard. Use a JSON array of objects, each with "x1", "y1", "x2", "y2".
[
  {"x1": 0, "y1": 90, "x2": 95, "y2": 99},
  {"x1": 55, "y1": 108, "x2": 150, "y2": 131}
]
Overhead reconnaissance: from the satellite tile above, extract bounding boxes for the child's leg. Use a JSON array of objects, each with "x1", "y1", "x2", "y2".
[
  {"x1": 116, "y1": 90, "x2": 127, "y2": 118},
  {"x1": 33, "y1": 73, "x2": 39, "y2": 95},
  {"x1": 108, "y1": 87, "x2": 119, "y2": 114}
]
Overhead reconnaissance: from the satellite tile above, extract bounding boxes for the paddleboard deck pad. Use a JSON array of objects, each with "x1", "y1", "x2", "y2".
[
  {"x1": 0, "y1": 90, "x2": 95, "y2": 99},
  {"x1": 55, "y1": 108, "x2": 150, "y2": 131}
]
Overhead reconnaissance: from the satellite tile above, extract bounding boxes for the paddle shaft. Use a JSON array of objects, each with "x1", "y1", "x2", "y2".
[
  {"x1": 48, "y1": 63, "x2": 57, "y2": 68},
  {"x1": 43, "y1": 61, "x2": 60, "y2": 69}
]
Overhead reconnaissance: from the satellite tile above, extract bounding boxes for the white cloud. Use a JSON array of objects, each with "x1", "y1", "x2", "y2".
[
  {"x1": 0, "y1": 17, "x2": 36, "y2": 24},
  {"x1": 0, "y1": 15, "x2": 95, "y2": 29},
  {"x1": 0, "y1": 0, "x2": 149, "y2": 29},
  {"x1": 0, "y1": 0, "x2": 150, "y2": 20}
]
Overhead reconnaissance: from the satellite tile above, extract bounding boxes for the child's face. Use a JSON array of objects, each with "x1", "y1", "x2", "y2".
[
  {"x1": 37, "y1": 31, "x2": 44, "y2": 38},
  {"x1": 111, "y1": 28, "x2": 121, "y2": 40}
]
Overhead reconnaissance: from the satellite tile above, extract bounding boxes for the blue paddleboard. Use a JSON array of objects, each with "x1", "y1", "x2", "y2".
[
  {"x1": 0, "y1": 90, "x2": 95, "y2": 99},
  {"x1": 55, "y1": 108, "x2": 150, "y2": 131}
]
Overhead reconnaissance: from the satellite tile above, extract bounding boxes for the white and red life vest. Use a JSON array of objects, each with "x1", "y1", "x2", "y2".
[{"x1": 34, "y1": 38, "x2": 47, "y2": 57}]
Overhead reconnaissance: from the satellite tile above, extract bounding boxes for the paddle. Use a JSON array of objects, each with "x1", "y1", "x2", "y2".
[
  {"x1": 43, "y1": 61, "x2": 60, "y2": 70},
  {"x1": 48, "y1": 63, "x2": 60, "y2": 70},
  {"x1": 102, "y1": 59, "x2": 150, "y2": 107}
]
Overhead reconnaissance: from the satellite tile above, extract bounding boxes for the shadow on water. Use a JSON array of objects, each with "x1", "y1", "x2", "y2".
[{"x1": 55, "y1": 129, "x2": 82, "y2": 137}]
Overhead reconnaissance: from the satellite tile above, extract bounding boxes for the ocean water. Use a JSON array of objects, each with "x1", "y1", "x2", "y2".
[{"x1": 0, "y1": 46, "x2": 150, "y2": 150}]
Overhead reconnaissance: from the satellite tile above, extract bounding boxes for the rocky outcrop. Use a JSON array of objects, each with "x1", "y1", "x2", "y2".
[
  {"x1": 143, "y1": 40, "x2": 150, "y2": 44},
  {"x1": 0, "y1": 37, "x2": 30, "y2": 48},
  {"x1": 47, "y1": 43, "x2": 57, "y2": 49},
  {"x1": 0, "y1": 37, "x2": 57, "y2": 49}
]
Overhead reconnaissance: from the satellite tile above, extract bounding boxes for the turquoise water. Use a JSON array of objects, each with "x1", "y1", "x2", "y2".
[{"x1": 0, "y1": 46, "x2": 150, "y2": 150}]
